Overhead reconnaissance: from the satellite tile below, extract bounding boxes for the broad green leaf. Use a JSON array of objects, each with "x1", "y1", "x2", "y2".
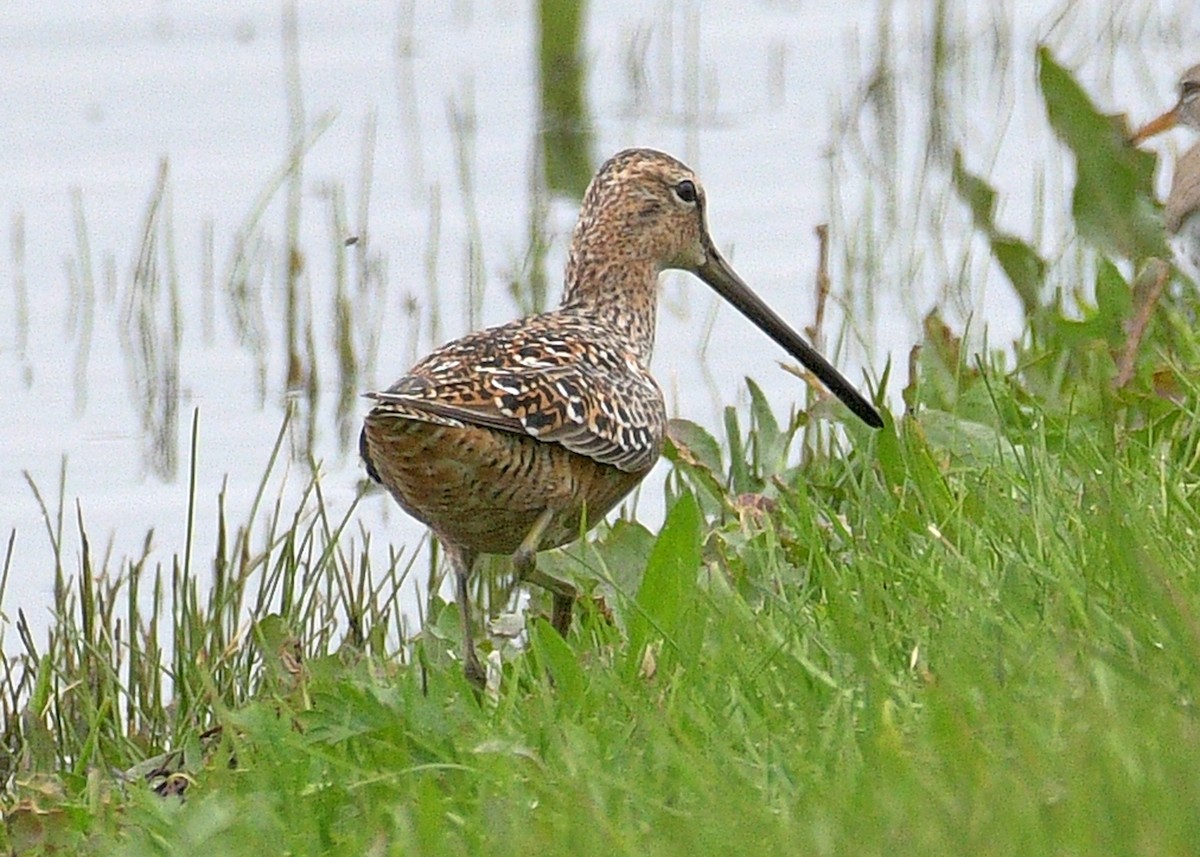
[
  {"x1": 918, "y1": 408, "x2": 1020, "y2": 468},
  {"x1": 665, "y1": 418, "x2": 730, "y2": 511},
  {"x1": 530, "y1": 617, "x2": 584, "y2": 703},
  {"x1": 951, "y1": 150, "x2": 1046, "y2": 315},
  {"x1": 665, "y1": 417, "x2": 723, "y2": 474},
  {"x1": 1038, "y1": 46, "x2": 1166, "y2": 260},
  {"x1": 626, "y1": 490, "x2": 703, "y2": 679},
  {"x1": 1094, "y1": 257, "x2": 1133, "y2": 340},
  {"x1": 746, "y1": 376, "x2": 789, "y2": 480}
]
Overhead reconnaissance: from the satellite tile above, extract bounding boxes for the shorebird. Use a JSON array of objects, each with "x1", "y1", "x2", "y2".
[
  {"x1": 361, "y1": 148, "x2": 882, "y2": 686},
  {"x1": 1131, "y1": 63, "x2": 1200, "y2": 282}
]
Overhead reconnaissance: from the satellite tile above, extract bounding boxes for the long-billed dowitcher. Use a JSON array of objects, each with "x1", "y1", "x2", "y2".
[
  {"x1": 361, "y1": 148, "x2": 882, "y2": 686},
  {"x1": 1132, "y1": 63, "x2": 1200, "y2": 282}
]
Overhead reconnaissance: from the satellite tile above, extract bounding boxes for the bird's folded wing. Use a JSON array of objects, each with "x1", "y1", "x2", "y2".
[{"x1": 366, "y1": 359, "x2": 663, "y2": 474}]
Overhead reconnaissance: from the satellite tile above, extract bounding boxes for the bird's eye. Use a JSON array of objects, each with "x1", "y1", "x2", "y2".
[
  {"x1": 1184, "y1": 81, "x2": 1200, "y2": 100},
  {"x1": 672, "y1": 180, "x2": 698, "y2": 204}
]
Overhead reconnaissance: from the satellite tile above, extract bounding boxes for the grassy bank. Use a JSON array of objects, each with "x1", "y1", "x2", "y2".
[{"x1": 7, "y1": 355, "x2": 1200, "y2": 855}]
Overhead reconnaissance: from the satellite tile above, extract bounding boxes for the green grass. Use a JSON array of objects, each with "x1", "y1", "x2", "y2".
[
  {"x1": 5, "y1": 48, "x2": 1200, "y2": 855},
  {"x1": 9, "y1": 391, "x2": 1200, "y2": 855}
]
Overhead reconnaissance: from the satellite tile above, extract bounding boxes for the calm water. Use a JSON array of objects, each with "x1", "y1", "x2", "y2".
[{"x1": 1, "y1": 0, "x2": 1196, "y2": 644}]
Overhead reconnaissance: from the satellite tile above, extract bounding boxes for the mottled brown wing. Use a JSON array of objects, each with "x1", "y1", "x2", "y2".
[{"x1": 366, "y1": 318, "x2": 666, "y2": 474}]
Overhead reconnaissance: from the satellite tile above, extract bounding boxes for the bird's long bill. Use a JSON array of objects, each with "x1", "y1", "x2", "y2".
[
  {"x1": 697, "y1": 244, "x2": 883, "y2": 428},
  {"x1": 1131, "y1": 107, "x2": 1180, "y2": 145}
]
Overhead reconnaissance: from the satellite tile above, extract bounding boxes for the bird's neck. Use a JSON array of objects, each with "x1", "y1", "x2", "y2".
[{"x1": 559, "y1": 242, "x2": 660, "y2": 368}]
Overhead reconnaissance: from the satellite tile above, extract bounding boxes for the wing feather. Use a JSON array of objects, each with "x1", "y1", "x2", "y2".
[{"x1": 365, "y1": 314, "x2": 665, "y2": 474}]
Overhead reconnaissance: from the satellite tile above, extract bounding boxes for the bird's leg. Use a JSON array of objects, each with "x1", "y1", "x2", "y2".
[
  {"x1": 512, "y1": 508, "x2": 578, "y2": 637},
  {"x1": 548, "y1": 591, "x2": 575, "y2": 638},
  {"x1": 446, "y1": 542, "x2": 485, "y2": 688}
]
